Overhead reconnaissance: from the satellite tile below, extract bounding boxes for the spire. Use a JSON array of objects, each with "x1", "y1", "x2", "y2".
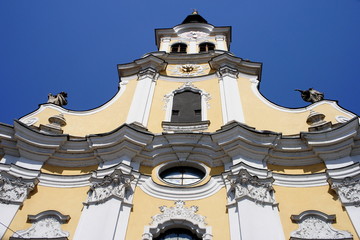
[{"x1": 181, "y1": 10, "x2": 208, "y2": 24}]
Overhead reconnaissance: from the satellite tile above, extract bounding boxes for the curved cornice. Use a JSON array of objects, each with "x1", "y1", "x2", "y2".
[{"x1": 1, "y1": 118, "x2": 360, "y2": 168}]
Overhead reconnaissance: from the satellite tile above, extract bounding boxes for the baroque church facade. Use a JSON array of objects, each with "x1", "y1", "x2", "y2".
[{"x1": 1, "y1": 12, "x2": 360, "y2": 240}]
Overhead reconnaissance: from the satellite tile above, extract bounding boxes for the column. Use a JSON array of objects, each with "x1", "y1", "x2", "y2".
[
  {"x1": 0, "y1": 172, "x2": 38, "y2": 239},
  {"x1": 218, "y1": 66, "x2": 245, "y2": 124},
  {"x1": 126, "y1": 68, "x2": 158, "y2": 127},
  {"x1": 225, "y1": 169, "x2": 285, "y2": 240},
  {"x1": 73, "y1": 169, "x2": 137, "y2": 240},
  {"x1": 328, "y1": 174, "x2": 360, "y2": 236},
  {"x1": 159, "y1": 37, "x2": 171, "y2": 52},
  {"x1": 215, "y1": 35, "x2": 227, "y2": 51}
]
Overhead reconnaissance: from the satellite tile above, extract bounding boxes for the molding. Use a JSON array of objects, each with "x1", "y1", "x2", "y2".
[
  {"x1": 11, "y1": 210, "x2": 70, "y2": 239},
  {"x1": 226, "y1": 169, "x2": 276, "y2": 206},
  {"x1": 218, "y1": 66, "x2": 239, "y2": 78},
  {"x1": 138, "y1": 175, "x2": 224, "y2": 200},
  {"x1": 290, "y1": 210, "x2": 353, "y2": 240},
  {"x1": 142, "y1": 200, "x2": 212, "y2": 240},
  {"x1": 0, "y1": 171, "x2": 38, "y2": 205}
]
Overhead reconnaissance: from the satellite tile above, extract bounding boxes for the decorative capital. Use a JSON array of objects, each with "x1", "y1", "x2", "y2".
[
  {"x1": 86, "y1": 169, "x2": 135, "y2": 205},
  {"x1": 227, "y1": 169, "x2": 276, "y2": 205},
  {"x1": 218, "y1": 66, "x2": 238, "y2": 78},
  {"x1": 329, "y1": 174, "x2": 360, "y2": 207},
  {"x1": 138, "y1": 68, "x2": 158, "y2": 80},
  {"x1": 0, "y1": 171, "x2": 38, "y2": 205},
  {"x1": 290, "y1": 210, "x2": 353, "y2": 239}
]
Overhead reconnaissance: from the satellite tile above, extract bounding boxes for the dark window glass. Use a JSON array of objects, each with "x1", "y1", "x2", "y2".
[
  {"x1": 154, "y1": 228, "x2": 201, "y2": 240},
  {"x1": 171, "y1": 43, "x2": 187, "y2": 53},
  {"x1": 171, "y1": 91, "x2": 201, "y2": 123},
  {"x1": 160, "y1": 166, "x2": 205, "y2": 185},
  {"x1": 199, "y1": 42, "x2": 215, "y2": 52}
]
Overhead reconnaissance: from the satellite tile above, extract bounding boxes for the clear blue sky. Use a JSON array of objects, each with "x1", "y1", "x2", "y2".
[{"x1": 1, "y1": 0, "x2": 359, "y2": 126}]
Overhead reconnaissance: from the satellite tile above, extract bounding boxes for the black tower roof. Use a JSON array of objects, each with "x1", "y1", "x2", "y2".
[{"x1": 181, "y1": 11, "x2": 208, "y2": 24}]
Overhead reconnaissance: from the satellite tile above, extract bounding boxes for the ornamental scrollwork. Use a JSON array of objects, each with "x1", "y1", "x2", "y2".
[
  {"x1": 86, "y1": 169, "x2": 135, "y2": 205},
  {"x1": 329, "y1": 175, "x2": 360, "y2": 207},
  {"x1": 0, "y1": 172, "x2": 38, "y2": 204},
  {"x1": 12, "y1": 210, "x2": 70, "y2": 239},
  {"x1": 227, "y1": 169, "x2": 276, "y2": 205},
  {"x1": 290, "y1": 210, "x2": 353, "y2": 240}
]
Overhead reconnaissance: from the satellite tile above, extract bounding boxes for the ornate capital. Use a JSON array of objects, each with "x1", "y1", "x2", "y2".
[
  {"x1": 0, "y1": 172, "x2": 38, "y2": 205},
  {"x1": 86, "y1": 169, "x2": 135, "y2": 205},
  {"x1": 227, "y1": 169, "x2": 276, "y2": 205},
  {"x1": 138, "y1": 68, "x2": 158, "y2": 80},
  {"x1": 290, "y1": 210, "x2": 353, "y2": 240},
  {"x1": 218, "y1": 66, "x2": 238, "y2": 78},
  {"x1": 329, "y1": 174, "x2": 360, "y2": 207},
  {"x1": 11, "y1": 210, "x2": 70, "y2": 239}
]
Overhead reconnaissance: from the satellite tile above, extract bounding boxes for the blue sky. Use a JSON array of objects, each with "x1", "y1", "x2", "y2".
[{"x1": 1, "y1": 0, "x2": 360, "y2": 126}]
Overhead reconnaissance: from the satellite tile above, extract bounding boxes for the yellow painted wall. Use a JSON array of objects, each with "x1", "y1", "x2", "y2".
[
  {"x1": 274, "y1": 185, "x2": 359, "y2": 239},
  {"x1": 238, "y1": 77, "x2": 354, "y2": 135},
  {"x1": 23, "y1": 78, "x2": 137, "y2": 137},
  {"x1": 125, "y1": 187, "x2": 230, "y2": 240},
  {"x1": 268, "y1": 163, "x2": 326, "y2": 174},
  {"x1": 146, "y1": 77, "x2": 223, "y2": 133},
  {"x1": 4, "y1": 185, "x2": 88, "y2": 240},
  {"x1": 41, "y1": 163, "x2": 98, "y2": 175}
]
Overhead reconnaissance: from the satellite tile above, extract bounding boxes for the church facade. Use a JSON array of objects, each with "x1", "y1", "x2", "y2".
[{"x1": 1, "y1": 12, "x2": 359, "y2": 240}]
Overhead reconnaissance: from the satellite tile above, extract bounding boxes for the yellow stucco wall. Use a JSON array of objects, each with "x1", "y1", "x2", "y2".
[
  {"x1": 4, "y1": 185, "x2": 88, "y2": 240},
  {"x1": 274, "y1": 185, "x2": 359, "y2": 239},
  {"x1": 268, "y1": 163, "x2": 326, "y2": 174},
  {"x1": 41, "y1": 163, "x2": 98, "y2": 175},
  {"x1": 125, "y1": 187, "x2": 230, "y2": 240},
  {"x1": 238, "y1": 77, "x2": 354, "y2": 135},
  {"x1": 23, "y1": 78, "x2": 137, "y2": 137}
]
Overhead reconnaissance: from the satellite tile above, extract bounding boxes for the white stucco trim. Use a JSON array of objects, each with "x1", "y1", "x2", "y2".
[
  {"x1": 0, "y1": 204, "x2": 20, "y2": 239},
  {"x1": 138, "y1": 175, "x2": 224, "y2": 200}
]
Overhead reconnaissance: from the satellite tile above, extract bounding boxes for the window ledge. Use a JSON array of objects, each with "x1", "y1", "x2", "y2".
[{"x1": 162, "y1": 120, "x2": 210, "y2": 133}]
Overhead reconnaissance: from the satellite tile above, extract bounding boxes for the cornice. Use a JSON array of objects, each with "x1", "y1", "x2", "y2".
[{"x1": 117, "y1": 55, "x2": 167, "y2": 77}]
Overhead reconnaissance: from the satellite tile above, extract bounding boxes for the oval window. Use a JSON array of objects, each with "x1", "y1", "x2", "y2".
[{"x1": 159, "y1": 166, "x2": 205, "y2": 186}]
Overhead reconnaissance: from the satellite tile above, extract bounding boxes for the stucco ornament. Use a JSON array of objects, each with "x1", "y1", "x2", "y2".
[
  {"x1": 168, "y1": 64, "x2": 208, "y2": 77},
  {"x1": 142, "y1": 200, "x2": 212, "y2": 240},
  {"x1": 0, "y1": 172, "x2": 38, "y2": 204},
  {"x1": 329, "y1": 175, "x2": 360, "y2": 207},
  {"x1": 290, "y1": 210, "x2": 353, "y2": 240},
  {"x1": 178, "y1": 31, "x2": 209, "y2": 40},
  {"x1": 47, "y1": 92, "x2": 68, "y2": 106},
  {"x1": 86, "y1": 169, "x2": 135, "y2": 205},
  {"x1": 163, "y1": 82, "x2": 211, "y2": 111},
  {"x1": 12, "y1": 210, "x2": 70, "y2": 239},
  {"x1": 227, "y1": 169, "x2": 276, "y2": 205}
]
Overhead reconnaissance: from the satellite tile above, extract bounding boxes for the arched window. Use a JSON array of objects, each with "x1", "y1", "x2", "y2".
[
  {"x1": 171, "y1": 90, "x2": 201, "y2": 123},
  {"x1": 171, "y1": 43, "x2": 187, "y2": 53},
  {"x1": 154, "y1": 228, "x2": 201, "y2": 240},
  {"x1": 199, "y1": 42, "x2": 215, "y2": 52}
]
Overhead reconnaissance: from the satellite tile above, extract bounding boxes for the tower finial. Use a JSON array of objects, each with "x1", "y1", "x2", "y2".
[{"x1": 192, "y1": 9, "x2": 198, "y2": 15}]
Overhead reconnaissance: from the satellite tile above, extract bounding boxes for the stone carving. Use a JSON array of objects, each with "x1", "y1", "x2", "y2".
[
  {"x1": 227, "y1": 169, "x2": 276, "y2": 205},
  {"x1": 12, "y1": 210, "x2": 70, "y2": 239},
  {"x1": 295, "y1": 88, "x2": 324, "y2": 103},
  {"x1": 329, "y1": 175, "x2": 360, "y2": 207},
  {"x1": 290, "y1": 210, "x2": 353, "y2": 239},
  {"x1": 143, "y1": 200, "x2": 212, "y2": 240},
  {"x1": 86, "y1": 170, "x2": 135, "y2": 205},
  {"x1": 47, "y1": 92, "x2": 68, "y2": 106},
  {"x1": 0, "y1": 172, "x2": 38, "y2": 204}
]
